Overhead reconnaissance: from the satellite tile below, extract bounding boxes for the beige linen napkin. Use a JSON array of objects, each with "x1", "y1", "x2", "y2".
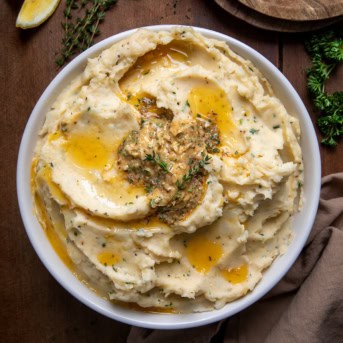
[{"x1": 126, "y1": 173, "x2": 343, "y2": 343}]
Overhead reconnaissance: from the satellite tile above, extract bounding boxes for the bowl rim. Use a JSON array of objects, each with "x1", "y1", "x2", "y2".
[{"x1": 17, "y1": 24, "x2": 321, "y2": 329}]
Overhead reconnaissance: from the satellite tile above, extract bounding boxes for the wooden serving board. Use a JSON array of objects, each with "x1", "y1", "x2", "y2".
[
  {"x1": 238, "y1": 0, "x2": 343, "y2": 21},
  {"x1": 214, "y1": 0, "x2": 343, "y2": 32}
]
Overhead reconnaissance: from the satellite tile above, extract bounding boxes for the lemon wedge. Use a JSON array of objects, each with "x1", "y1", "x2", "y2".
[{"x1": 16, "y1": 0, "x2": 61, "y2": 29}]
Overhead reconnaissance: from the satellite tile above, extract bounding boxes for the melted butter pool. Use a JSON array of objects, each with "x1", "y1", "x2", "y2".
[
  {"x1": 33, "y1": 189, "x2": 74, "y2": 271},
  {"x1": 119, "y1": 40, "x2": 214, "y2": 92},
  {"x1": 37, "y1": 165, "x2": 69, "y2": 205},
  {"x1": 64, "y1": 133, "x2": 112, "y2": 170},
  {"x1": 60, "y1": 129, "x2": 146, "y2": 206},
  {"x1": 188, "y1": 86, "x2": 245, "y2": 152},
  {"x1": 97, "y1": 251, "x2": 120, "y2": 266},
  {"x1": 125, "y1": 92, "x2": 167, "y2": 116},
  {"x1": 185, "y1": 235, "x2": 223, "y2": 274},
  {"x1": 222, "y1": 264, "x2": 248, "y2": 284}
]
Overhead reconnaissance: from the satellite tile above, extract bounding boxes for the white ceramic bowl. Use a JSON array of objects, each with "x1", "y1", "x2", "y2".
[{"x1": 17, "y1": 25, "x2": 321, "y2": 329}]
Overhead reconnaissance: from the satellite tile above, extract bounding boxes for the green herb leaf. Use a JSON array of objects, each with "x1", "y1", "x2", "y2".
[
  {"x1": 305, "y1": 30, "x2": 343, "y2": 146},
  {"x1": 249, "y1": 128, "x2": 259, "y2": 134},
  {"x1": 56, "y1": 0, "x2": 118, "y2": 67},
  {"x1": 176, "y1": 154, "x2": 211, "y2": 190},
  {"x1": 145, "y1": 151, "x2": 171, "y2": 173}
]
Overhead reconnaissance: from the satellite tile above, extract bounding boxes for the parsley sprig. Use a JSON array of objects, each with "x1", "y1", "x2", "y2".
[
  {"x1": 305, "y1": 31, "x2": 343, "y2": 146},
  {"x1": 56, "y1": 0, "x2": 118, "y2": 67}
]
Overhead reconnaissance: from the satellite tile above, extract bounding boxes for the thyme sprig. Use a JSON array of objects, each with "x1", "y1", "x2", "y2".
[
  {"x1": 305, "y1": 30, "x2": 343, "y2": 146},
  {"x1": 56, "y1": 0, "x2": 118, "y2": 67},
  {"x1": 176, "y1": 154, "x2": 211, "y2": 190},
  {"x1": 145, "y1": 151, "x2": 171, "y2": 173}
]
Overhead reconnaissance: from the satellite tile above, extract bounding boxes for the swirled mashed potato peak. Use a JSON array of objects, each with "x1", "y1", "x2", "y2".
[{"x1": 32, "y1": 28, "x2": 303, "y2": 312}]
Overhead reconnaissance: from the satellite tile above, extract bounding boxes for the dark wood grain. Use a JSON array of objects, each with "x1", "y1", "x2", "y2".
[
  {"x1": 0, "y1": 1, "x2": 341, "y2": 342},
  {"x1": 214, "y1": 0, "x2": 343, "y2": 32},
  {"x1": 239, "y1": 0, "x2": 343, "y2": 21}
]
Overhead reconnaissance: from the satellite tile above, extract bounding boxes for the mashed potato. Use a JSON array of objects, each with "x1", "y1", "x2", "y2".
[{"x1": 32, "y1": 27, "x2": 303, "y2": 313}]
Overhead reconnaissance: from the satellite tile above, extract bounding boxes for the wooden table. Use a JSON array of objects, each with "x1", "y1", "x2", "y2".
[{"x1": 1, "y1": 1, "x2": 342, "y2": 341}]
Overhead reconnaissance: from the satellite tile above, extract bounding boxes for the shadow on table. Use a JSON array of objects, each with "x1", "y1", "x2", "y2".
[
  {"x1": 6, "y1": 0, "x2": 50, "y2": 44},
  {"x1": 5, "y1": 0, "x2": 23, "y2": 12}
]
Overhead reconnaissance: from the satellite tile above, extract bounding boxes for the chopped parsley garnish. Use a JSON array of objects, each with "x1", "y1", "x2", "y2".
[
  {"x1": 150, "y1": 198, "x2": 157, "y2": 208},
  {"x1": 182, "y1": 99, "x2": 190, "y2": 111},
  {"x1": 145, "y1": 185, "x2": 153, "y2": 193},
  {"x1": 249, "y1": 128, "x2": 259, "y2": 134}
]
